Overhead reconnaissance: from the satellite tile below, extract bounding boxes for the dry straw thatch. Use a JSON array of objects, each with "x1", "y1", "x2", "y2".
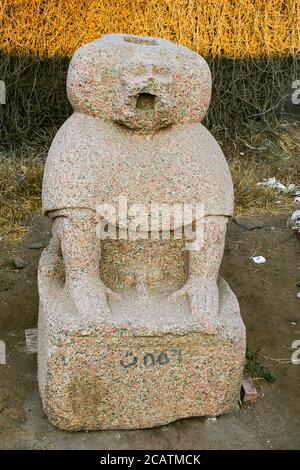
[{"x1": 0, "y1": 0, "x2": 299, "y2": 58}]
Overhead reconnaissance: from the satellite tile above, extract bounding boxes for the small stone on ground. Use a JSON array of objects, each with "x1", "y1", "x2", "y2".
[
  {"x1": 12, "y1": 256, "x2": 29, "y2": 269},
  {"x1": 234, "y1": 216, "x2": 264, "y2": 231},
  {"x1": 29, "y1": 242, "x2": 44, "y2": 250},
  {"x1": 242, "y1": 376, "x2": 258, "y2": 403}
]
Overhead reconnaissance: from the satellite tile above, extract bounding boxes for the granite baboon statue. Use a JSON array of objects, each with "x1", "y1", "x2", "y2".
[
  {"x1": 38, "y1": 35, "x2": 245, "y2": 431},
  {"x1": 41, "y1": 34, "x2": 233, "y2": 333}
]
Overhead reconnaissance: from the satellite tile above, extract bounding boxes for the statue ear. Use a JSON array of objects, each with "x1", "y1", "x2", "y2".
[
  {"x1": 67, "y1": 42, "x2": 116, "y2": 120},
  {"x1": 171, "y1": 57, "x2": 212, "y2": 124}
]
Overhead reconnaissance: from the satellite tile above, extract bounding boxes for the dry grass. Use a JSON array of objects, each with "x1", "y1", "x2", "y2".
[
  {"x1": 224, "y1": 120, "x2": 300, "y2": 215},
  {"x1": 1, "y1": 0, "x2": 299, "y2": 58},
  {"x1": 229, "y1": 159, "x2": 296, "y2": 215},
  {"x1": 0, "y1": 122, "x2": 298, "y2": 242},
  {"x1": 0, "y1": 150, "x2": 44, "y2": 241}
]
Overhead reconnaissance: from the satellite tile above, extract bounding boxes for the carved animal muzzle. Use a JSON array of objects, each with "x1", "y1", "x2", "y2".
[{"x1": 113, "y1": 62, "x2": 174, "y2": 131}]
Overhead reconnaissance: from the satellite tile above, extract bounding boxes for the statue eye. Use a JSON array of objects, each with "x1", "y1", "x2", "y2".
[
  {"x1": 131, "y1": 65, "x2": 148, "y2": 76},
  {"x1": 153, "y1": 65, "x2": 169, "y2": 75}
]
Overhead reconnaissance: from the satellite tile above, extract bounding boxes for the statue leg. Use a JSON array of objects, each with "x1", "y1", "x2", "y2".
[
  {"x1": 38, "y1": 232, "x2": 63, "y2": 287},
  {"x1": 171, "y1": 216, "x2": 228, "y2": 334},
  {"x1": 52, "y1": 210, "x2": 119, "y2": 319}
]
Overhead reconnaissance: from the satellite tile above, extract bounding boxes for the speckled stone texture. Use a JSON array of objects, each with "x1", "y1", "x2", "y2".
[
  {"x1": 38, "y1": 275, "x2": 245, "y2": 431},
  {"x1": 38, "y1": 33, "x2": 246, "y2": 430}
]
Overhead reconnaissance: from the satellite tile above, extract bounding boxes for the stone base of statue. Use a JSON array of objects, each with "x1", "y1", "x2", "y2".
[{"x1": 38, "y1": 274, "x2": 245, "y2": 431}]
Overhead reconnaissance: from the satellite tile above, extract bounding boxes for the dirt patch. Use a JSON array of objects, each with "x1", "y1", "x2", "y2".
[{"x1": 0, "y1": 214, "x2": 299, "y2": 449}]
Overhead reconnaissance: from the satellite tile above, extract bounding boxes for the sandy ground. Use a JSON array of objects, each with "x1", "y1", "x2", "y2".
[{"x1": 0, "y1": 213, "x2": 299, "y2": 450}]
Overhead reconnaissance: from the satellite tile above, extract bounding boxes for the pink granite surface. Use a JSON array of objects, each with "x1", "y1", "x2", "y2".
[{"x1": 38, "y1": 33, "x2": 245, "y2": 430}]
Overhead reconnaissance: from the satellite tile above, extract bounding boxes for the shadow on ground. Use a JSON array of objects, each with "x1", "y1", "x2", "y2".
[{"x1": 0, "y1": 213, "x2": 299, "y2": 449}]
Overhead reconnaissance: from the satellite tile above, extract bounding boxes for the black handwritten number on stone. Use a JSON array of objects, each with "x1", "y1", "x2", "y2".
[
  {"x1": 120, "y1": 349, "x2": 183, "y2": 369},
  {"x1": 120, "y1": 351, "x2": 138, "y2": 368},
  {"x1": 171, "y1": 348, "x2": 183, "y2": 363},
  {"x1": 143, "y1": 352, "x2": 155, "y2": 367},
  {"x1": 157, "y1": 352, "x2": 170, "y2": 365}
]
